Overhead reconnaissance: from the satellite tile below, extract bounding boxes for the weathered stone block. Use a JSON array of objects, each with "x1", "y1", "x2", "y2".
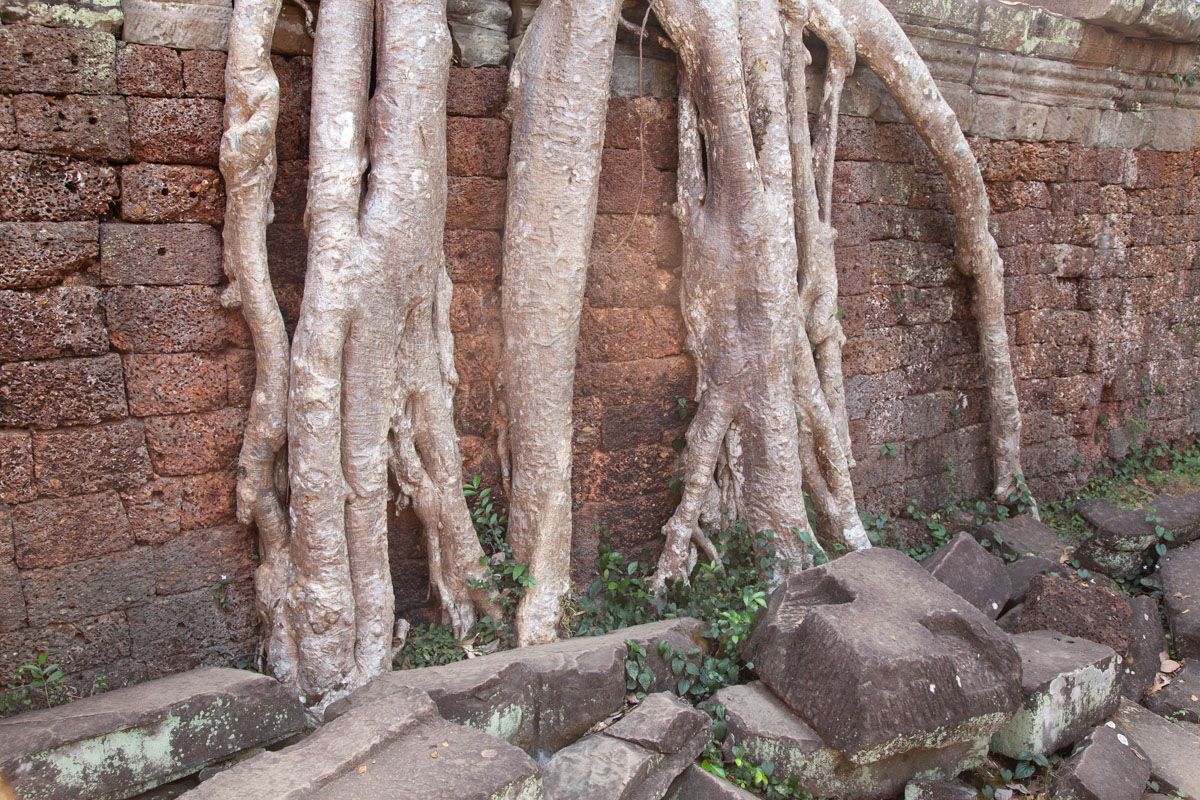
[
  {"x1": 447, "y1": 116, "x2": 509, "y2": 178},
  {"x1": 903, "y1": 779, "x2": 977, "y2": 800},
  {"x1": 1160, "y1": 540, "x2": 1200, "y2": 659},
  {"x1": 150, "y1": 523, "x2": 253, "y2": 595},
  {"x1": 128, "y1": 97, "x2": 223, "y2": 166},
  {"x1": 447, "y1": 65, "x2": 507, "y2": 117},
  {"x1": 21, "y1": 547, "x2": 155, "y2": 625},
  {"x1": 105, "y1": 286, "x2": 234, "y2": 353},
  {"x1": 0, "y1": 562, "x2": 27, "y2": 633},
  {"x1": 1143, "y1": 663, "x2": 1200, "y2": 724},
  {"x1": 666, "y1": 765, "x2": 758, "y2": 800},
  {"x1": 714, "y1": 682, "x2": 990, "y2": 800},
  {"x1": 183, "y1": 685, "x2": 539, "y2": 800},
  {"x1": 446, "y1": 176, "x2": 505, "y2": 230},
  {"x1": 142, "y1": 408, "x2": 246, "y2": 476},
  {"x1": 122, "y1": 0, "x2": 232, "y2": 52},
  {"x1": 1051, "y1": 722, "x2": 1150, "y2": 800},
  {"x1": 180, "y1": 50, "x2": 225, "y2": 99},
  {"x1": 0, "y1": 152, "x2": 118, "y2": 222},
  {"x1": 0, "y1": 667, "x2": 305, "y2": 800},
  {"x1": 99, "y1": 223, "x2": 223, "y2": 286},
  {"x1": 126, "y1": 583, "x2": 256, "y2": 661},
  {"x1": 0, "y1": 431, "x2": 35, "y2": 504},
  {"x1": 1006, "y1": 556, "x2": 1064, "y2": 604},
  {"x1": 11, "y1": 490, "x2": 133, "y2": 569},
  {"x1": 990, "y1": 631, "x2": 1121, "y2": 758},
  {"x1": 32, "y1": 419, "x2": 153, "y2": 498},
  {"x1": 116, "y1": 43, "x2": 183, "y2": 97},
  {"x1": 0, "y1": 221, "x2": 97, "y2": 290},
  {"x1": 120, "y1": 164, "x2": 224, "y2": 225},
  {"x1": 123, "y1": 353, "x2": 227, "y2": 416},
  {"x1": 0, "y1": 354, "x2": 127, "y2": 428},
  {"x1": 923, "y1": 532, "x2": 1013, "y2": 619},
  {"x1": 0, "y1": 287, "x2": 107, "y2": 362},
  {"x1": 12, "y1": 93, "x2": 129, "y2": 161},
  {"x1": 978, "y1": 514, "x2": 1065, "y2": 561},
  {"x1": 0, "y1": 25, "x2": 116, "y2": 95},
  {"x1": 1111, "y1": 699, "x2": 1200, "y2": 799},
  {"x1": 0, "y1": 0, "x2": 123, "y2": 33}
]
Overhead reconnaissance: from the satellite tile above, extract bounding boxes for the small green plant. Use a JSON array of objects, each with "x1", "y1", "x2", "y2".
[
  {"x1": 396, "y1": 623, "x2": 464, "y2": 669},
  {"x1": 981, "y1": 750, "x2": 1057, "y2": 798},
  {"x1": 624, "y1": 640, "x2": 654, "y2": 699},
  {"x1": 211, "y1": 574, "x2": 233, "y2": 610},
  {"x1": 1146, "y1": 507, "x2": 1175, "y2": 557},
  {"x1": 463, "y1": 476, "x2": 535, "y2": 648},
  {"x1": 880, "y1": 442, "x2": 899, "y2": 458},
  {"x1": 3, "y1": 654, "x2": 73, "y2": 716},
  {"x1": 700, "y1": 740, "x2": 816, "y2": 799}
]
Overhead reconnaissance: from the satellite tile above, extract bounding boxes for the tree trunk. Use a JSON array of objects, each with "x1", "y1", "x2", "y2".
[{"x1": 500, "y1": 0, "x2": 624, "y2": 645}]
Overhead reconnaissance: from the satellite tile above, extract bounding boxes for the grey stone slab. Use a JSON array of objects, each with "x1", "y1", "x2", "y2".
[
  {"x1": 1006, "y1": 556, "x2": 1065, "y2": 605},
  {"x1": 1052, "y1": 723, "x2": 1150, "y2": 800},
  {"x1": 991, "y1": 631, "x2": 1121, "y2": 757},
  {"x1": 978, "y1": 514, "x2": 1065, "y2": 562},
  {"x1": 1143, "y1": 663, "x2": 1200, "y2": 724},
  {"x1": 903, "y1": 779, "x2": 978, "y2": 800},
  {"x1": 0, "y1": 667, "x2": 305, "y2": 800},
  {"x1": 746, "y1": 548, "x2": 1021, "y2": 765},
  {"x1": 1111, "y1": 698, "x2": 1200, "y2": 799},
  {"x1": 606, "y1": 693, "x2": 709, "y2": 755},
  {"x1": 665, "y1": 765, "x2": 758, "y2": 800},
  {"x1": 1161, "y1": 540, "x2": 1200, "y2": 659},
  {"x1": 924, "y1": 532, "x2": 1013, "y2": 618}
]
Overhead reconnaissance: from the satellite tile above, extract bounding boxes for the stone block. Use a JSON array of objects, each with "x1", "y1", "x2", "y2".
[
  {"x1": 0, "y1": 562, "x2": 27, "y2": 632},
  {"x1": 1144, "y1": 663, "x2": 1200, "y2": 724},
  {"x1": 0, "y1": 95, "x2": 12, "y2": 148},
  {"x1": 1111, "y1": 698, "x2": 1200, "y2": 799},
  {"x1": 99, "y1": 223, "x2": 223, "y2": 286},
  {"x1": 903, "y1": 780, "x2": 977, "y2": 800},
  {"x1": 444, "y1": 229, "x2": 501, "y2": 283},
  {"x1": 122, "y1": 0, "x2": 232, "y2": 51},
  {"x1": 597, "y1": 148, "x2": 676, "y2": 216},
  {"x1": 1051, "y1": 722, "x2": 1150, "y2": 800},
  {"x1": 116, "y1": 43, "x2": 183, "y2": 97},
  {"x1": 0, "y1": 0, "x2": 123, "y2": 32},
  {"x1": 105, "y1": 286, "x2": 235, "y2": 353},
  {"x1": 178, "y1": 470, "x2": 237, "y2": 530},
  {"x1": 0, "y1": 287, "x2": 107, "y2": 362},
  {"x1": 978, "y1": 514, "x2": 1066, "y2": 561},
  {"x1": 123, "y1": 352, "x2": 227, "y2": 416},
  {"x1": 343, "y1": 618, "x2": 704, "y2": 756},
  {"x1": 128, "y1": 97, "x2": 223, "y2": 166},
  {"x1": 11, "y1": 490, "x2": 133, "y2": 569},
  {"x1": 923, "y1": 532, "x2": 1013, "y2": 619},
  {"x1": 20, "y1": 547, "x2": 154, "y2": 625},
  {"x1": 746, "y1": 548, "x2": 1022, "y2": 765},
  {"x1": 1006, "y1": 556, "x2": 1065, "y2": 604},
  {"x1": 1123, "y1": 594, "x2": 1165, "y2": 701},
  {"x1": 666, "y1": 765, "x2": 758, "y2": 800},
  {"x1": 0, "y1": 152, "x2": 118, "y2": 222},
  {"x1": 990, "y1": 631, "x2": 1121, "y2": 758},
  {"x1": 447, "y1": 116, "x2": 509, "y2": 178},
  {"x1": 1160, "y1": 540, "x2": 1200, "y2": 659},
  {"x1": 0, "y1": 221, "x2": 97, "y2": 290},
  {"x1": 446, "y1": 176, "x2": 506, "y2": 230},
  {"x1": 126, "y1": 583, "x2": 256, "y2": 661},
  {"x1": 447, "y1": 66, "x2": 507, "y2": 118},
  {"x1": 12, "y1": 93, "x2": 129, "y2": 161},
  {"x1": 32, "y1": 419, "x2": 153, "y2": 498},
  {"x1": 120, "y1": 164, "x2": 224, "y2": 225},
  {"x1": 121, "y1": 477, "x2": 182, "y2": 545},
  {"x1": 714, "y1": 682, "x2": 990, "y2": 800},
  {"x1": 0, "y1": 25, "x2": 115, "y2": 95},
  {"x1": 151, "y1": 523, "x2": 253, "y2": 595},
  {"x1": 0, "y1": 667, "x2": 305, "y2": 800},
  {"x1": 0, "y1": 431, "x2": 36, "y2": 504},
  {"x1": 0, "y1": 354, "x2": 127, "y2": 428},
  {"x1": 142, "y1": 408, "x2": 246, "y2": 476},
  {"x1": 180, "y1": 50, "x2": 225, "y2": 99}
]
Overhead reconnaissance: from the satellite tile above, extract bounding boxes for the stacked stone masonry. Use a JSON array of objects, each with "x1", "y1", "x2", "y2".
[{"x1": 0, "y1": 0, "x2": 1198, "y2": 688}]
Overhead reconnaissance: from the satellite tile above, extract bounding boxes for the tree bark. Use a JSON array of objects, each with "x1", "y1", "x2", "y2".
[{"x1": 500, "y1": 0, "x2": 624, "y2": 645}]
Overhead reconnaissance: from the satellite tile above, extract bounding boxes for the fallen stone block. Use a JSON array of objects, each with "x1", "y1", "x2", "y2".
[
  {"x1": 665, "y1": 765, "x2": 758, "y2": 800},
  {"x1": 903, "y1": 779, "x2": 978, "y2": 800},
  {"x1": 1160, "y1": 540, "x2": 1200, "y2": 659},
  {"x1": 1014, "y1": 574, "x2": 1159, "y2": 699},
  {"x1": 924, "y1": 532, "x2": 1013, "y2": 619},
  {"x1": 1006, "y1": 556, "x2": 1064, "y2": 605},
  {"x1": 344, "y1": 618, "x2": 703, "y2": 756},
  {"x1": 0, "y1": 667, "x2": 306, "y2": 800},
  {"x1": 542, "y1": 692, "x2": 708, "y2": 800},
  {"x1": 990, "y1": 631, "x2": 1120, "y2": 758},
  {"x1": 979, "y1": 514, "x2": 1065, "y2": 562},
  {"x1": 1051, "y1": 723, "x2": 1150, "y2": 800},
  {"x1": 1110, "y1": 699, "x2": 1200, "y2": 799},
  {"x1": 746, "y1": 548, "x2": 1021, "y2": 764},
  {"x1": 182, "y1": 684, "x2": 541, "y2": 800},
  {"x1": 1074, "y1": 499, "x2": 1157, "y2": 580},
  {"x1": 713, "y1": 682, "x2": 989, "y2": 800},
  {"x1": 1143, "y1": 663, "x2": 1200, "y2": 724}
]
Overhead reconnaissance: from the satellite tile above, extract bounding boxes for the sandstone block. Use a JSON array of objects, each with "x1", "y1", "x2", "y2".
[
  {"x1": 978, "y1": 514, "x2": 1065, "y2": 561},
  {"x1": 12, "y1": 93, "x2": 129, "y2": 161},
  {"x1": 923, "y1": 532, "x2": 1013, "y2": 619},
  {"x1": 990, "y1": 631, "x2": 1121, "y2": 758},
  {"x1": 0, "y1": 25, "x2": 115, "y2": 95},
  {"x1": 1051, "y1": 722, "x2": 1150, "y2": 800},
  {"x1": 0, "y1": 667, "x2": 305, "y2": 800},
  {"x1": 32, "y1": 419, "x2": 153, "y2": 498},
  {"x1": 0, "y1": 152, "x2": 118, "y2": 222},
  {"x1": 120, "y1": 164, "x2": 224, "y2": 225},
  {"x1": 99, "y1": 223, "x2": 223, "y2": 286},
  {"x1": 0, "y1": 221, "x2": 97, "y2": 290},
  {"x1": 116, "y1": 43, "x2": 183, "y2": 97},
  {"x1": 1111, "y1": 699, "x2": 1200, "y2": 799},
  {"x1": 0, "y1": 354, "x2": 127, "y2": 428},
  {"x1": 11, "y1": 490, "x2": 133, "y2": 569},
  {"x1": 122, "y1": 0, "x2": 232, "y2": 51},
  {"x1": 1160, "y1": 540, "x2": 1200, "y2": 659},
  {"x1": 1006, "y1": 556, "x2": 1064, "y2": 605},
  {"x1": 903, "y1": 780, "x2": 977, "y2": 800},
  {"x1": 714, "y1": 682, "x2": 990, "y2": 800},
  {"x1": 128, "y1": 97, "x2": 223, "y2": 166},
  {"x1": 746, "y1": 548, "x2": 1021, "y2": 765},
  {"x1": 666, "y1": 765, "x2": 758, "y2": 800}
]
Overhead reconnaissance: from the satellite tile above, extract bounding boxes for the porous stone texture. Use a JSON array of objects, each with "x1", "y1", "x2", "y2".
[
  {"x1": 1051, "y1": 722, "x2": 1151, "y2": 800},
  {"x1": 714, "y1": 682, "x2": 991, "y2": 800},
  {"x1": 1143, "y1": 663, "x2": 1200, "y2": 724},
  {"x1": 746, "y1": 548, "x2": 1022, "y2": 765},
  {"x1": 180, "y1": 684, "x2": 541, "y2": 800},
  {"x1": 990, "y1": 630, "x2": 1121, "y2": 758},
  {"x1": 923, "y1": 532, "x2": 1013, "y2": 618},
  {"x1": 3, "y1": 0, "x2": 1200, "y2": 692},
  {"x1": 1160, "y1": 540, "x2": 1200, "y2": 658},
  {"x1": 1110, "y1": 698, "x2": 1200, "y2": 799},
  {"x1": 0, "y1": 667, "x2": 306, "y2": 800},
  {"x1": 542, "y1": 692, "x2": 709, "y2": 800},
  {"x1": 342, "y1": 618, "x2": 704, "y2": 755}
]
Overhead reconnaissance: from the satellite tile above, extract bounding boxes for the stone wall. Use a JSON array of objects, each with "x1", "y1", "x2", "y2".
[{"x1": 0, "y1": 0, "x2": 1198, "y2": 690}]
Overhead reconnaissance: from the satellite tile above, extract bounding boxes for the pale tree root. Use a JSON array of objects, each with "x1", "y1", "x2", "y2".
[
  {"x1": 500, "y1": 0, "x2": 624, "y2": 646},
  {"x1": 832, "y1": 0, "x2": 1031, "y2": 511},
  {"x1": 219, "y1": 0, "x2": 298, "y2": 683}
]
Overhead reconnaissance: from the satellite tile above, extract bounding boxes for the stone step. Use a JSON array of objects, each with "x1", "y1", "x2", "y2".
[
  {"x1": 1160, "y1": 540, "x2": 1200, "y2": 659},
  {"x1": 1111, "y1": 698, "x2": 1200, "y2": 799},
  {"x1": 181, "y1": 684, "x2": 540, "y2": 800},
  {"x1": 340, "y1": 618, "x2": 703, "y2": 757},
  {"x1": 541, "y1": 693, "x2": 709, "y2": 800},
  {"x1": 1051, "y1": 723, "x2": 1150, "y2": 800},
  {"x1": 0, "y1": 667, "x2": 306, "y2": 800},
  {"x1": 990, "y1": 630, "x2": 1120, "y2": 758},
  {"x1": 712, "y1": 682, "x2": 989, "y2": 800}
]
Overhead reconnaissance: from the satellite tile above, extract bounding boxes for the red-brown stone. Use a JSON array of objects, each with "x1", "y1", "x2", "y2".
[
  {"x1": 123, "y1": 352, "x2": 228, "y2": 416},
  {"x1": 120, "y1": 164, "x2": 224, "y2": 224},
  {"x1": 12, "y1": 491, "x2": 134, "y2": 569},
  {"x1": 32, "y1": 420, "x2": 153, "y2": 498},
  {"x1": 100, "y1": 222, "x2": 223, "y2": 285},
  {"x1": 128, "y1": 97, "x2": 223, "y2": 166},
  {"x1": 0, "y1": 221, "x2": 98, "y2": 290},
  {"x1": 12, "y1": 93, "x2": 130, "y2": 161},
  {"x1": 0, "y1": 152, "x2": 118, "y2": 221},
  {"x1": 117, "y1": 43, "x2": 182, "y2": 98},
  {"x1": 0, "y1": 286, "x2": 108, "y2": 362},
  {"x1": 0, "y1": 354, "x2": 128, "y2": 428},
  {"x1": 105, "y1": 286, "x2": 235, "y2": 353},
  {"x1": 142, "y1": 408, "x2": 246, "y2": 476}
]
